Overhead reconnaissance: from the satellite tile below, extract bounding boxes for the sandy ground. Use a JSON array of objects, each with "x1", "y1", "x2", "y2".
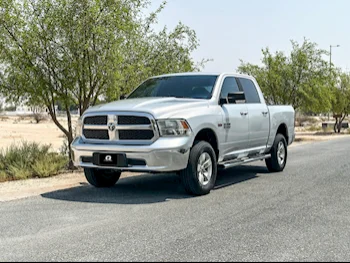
[{"x1": 0, "y1": 116, "x2": 75, "y2": 151}]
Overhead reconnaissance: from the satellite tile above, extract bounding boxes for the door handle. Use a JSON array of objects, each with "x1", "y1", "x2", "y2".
[
  {"x1": 262, "y1": 111, "x2": 269, "y2": 116},
  {"x1": 240, "y1": 112, "x2": 248, "y2": 116}
]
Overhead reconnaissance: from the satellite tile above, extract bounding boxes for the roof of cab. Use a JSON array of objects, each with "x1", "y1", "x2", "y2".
[{"x1": 151, "y1": 72, "x2": 254, "y2": 80}]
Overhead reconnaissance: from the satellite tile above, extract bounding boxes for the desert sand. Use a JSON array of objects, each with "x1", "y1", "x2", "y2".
[{"x1": 0, "y1": 115, "x2": 77, "y2": 151}]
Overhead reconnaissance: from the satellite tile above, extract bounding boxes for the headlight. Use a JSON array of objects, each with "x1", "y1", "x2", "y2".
[
  {"x1": 157, "y1": 119, "x2": 192, "y2": 137},
  {"x1": 75, "y1": 116, "x2": 83, "y2": 137}
]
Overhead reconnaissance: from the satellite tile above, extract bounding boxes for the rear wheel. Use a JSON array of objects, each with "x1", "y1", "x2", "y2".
[
  {"x1": 84, "y1": 168, "x2": 121, "y2": 188},
  {"x1": 265, "y1": 134, "x2": 288, "y2": 172},
  {"x1": 179, "y1": 141, "x2": 217, "y2": 196}
]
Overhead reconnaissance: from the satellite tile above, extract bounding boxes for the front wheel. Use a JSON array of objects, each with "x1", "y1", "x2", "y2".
[
  {"x1": 179, "y1": 141, "x2": 217, "y2": 196},
  {"x1": 265, "y1": 134, "x2": 288, "y2": 172},
  {"x1": 84, "y1": 168, "x2": 121, "y2": 188}
]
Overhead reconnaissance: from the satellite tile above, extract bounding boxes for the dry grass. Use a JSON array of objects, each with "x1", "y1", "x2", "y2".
[{"x1": 0, "y1": 141, "x2": 68, "y2": 182}]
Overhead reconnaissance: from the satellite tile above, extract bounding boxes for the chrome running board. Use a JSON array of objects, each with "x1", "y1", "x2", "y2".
[{"x1": 219, "y1": 154, "x2": 271, "y2": 170}]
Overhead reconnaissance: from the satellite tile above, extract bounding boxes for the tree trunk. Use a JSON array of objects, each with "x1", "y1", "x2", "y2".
[
  {"x1": 337, "y1": 115, "x2": 347, "y2": 134},
  {"x1": 65, "y1": 103, "x2": 76, "y2": 170},
  {"x1": 334, "y1": 117, "x2": 338, "y2": 133}
]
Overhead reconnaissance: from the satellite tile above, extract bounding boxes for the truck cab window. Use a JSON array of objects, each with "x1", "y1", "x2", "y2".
[
  {"x1": 220, "y1": 77, "x2": 240, "y2": 102},
  {"x1": 238, "y1": 78, "x2": 261, "y2": 103}
]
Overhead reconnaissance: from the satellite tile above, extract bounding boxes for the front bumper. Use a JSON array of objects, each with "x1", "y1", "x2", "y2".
[{"x1": 71, "y1": 136, "x2": 192, "y2": 172}]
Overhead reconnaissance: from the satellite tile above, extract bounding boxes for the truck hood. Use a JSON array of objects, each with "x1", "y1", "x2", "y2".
[{"x1": 85, "y1": 97, "x2": 210, "y2": 119}]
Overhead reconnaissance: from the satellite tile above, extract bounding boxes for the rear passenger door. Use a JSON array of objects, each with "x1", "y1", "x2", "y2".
[{"x1": 237, "y1": 78, "x2": 270, "y2": 149}]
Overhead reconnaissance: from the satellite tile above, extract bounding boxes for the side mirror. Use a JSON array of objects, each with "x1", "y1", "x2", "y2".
[
  {"x1": 120, "y1": 94, "x2": 127, "y2": 100},
  {"x1": 221, "y1": 92, "x2": 246, "y2": 105}
]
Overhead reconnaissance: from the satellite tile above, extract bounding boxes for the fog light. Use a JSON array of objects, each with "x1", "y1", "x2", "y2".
[{"x1": 179, "y1": 148, "x2": 189, "y2": 154}]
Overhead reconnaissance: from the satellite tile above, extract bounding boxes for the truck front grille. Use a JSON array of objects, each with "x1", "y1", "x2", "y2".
[
  {"x1": 118, "y1": 116, "x2": 150, "y2": 125},
  {"x1": 82, "y1": 112, "x2": 158, "y2": 144},
  {"x1": 83, "y1": 129, "x2": 109, "y2": 140},
  {"x1": 84, "y1": 116, "x2": 108, "y2": 125},
  {"x1": 119, "y1": 130, "x2": 154, "y2": 140}
]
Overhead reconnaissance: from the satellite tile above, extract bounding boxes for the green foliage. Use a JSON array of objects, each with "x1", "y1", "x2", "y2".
[
  {"x1": 4, "y1": 105, "x2": 16, "y2": 111},
  {"x1": 332, "y1": 73, "x2": 350, "y2": 114},
  {"x1": 32, "y1": 153, "x2": 68, "y2": 178},
  {"x1": 331, "y1": 72, "x2": 350, "y2": 132},
  {"x1": 0, "y1": 142, "x2": 67, "y2": 181},
  {"x1": 8, "y1": 165, "x2": 32, "y2": 180},
  {"x1": 0, "y1": 170, "x2": 7, "y2": 182},
  {"x1": 0, "y1": 0, "x2": 206, "y2": 166},
  {"x1": 238, "y1": 39, "x2": 334, "y2": 113}
]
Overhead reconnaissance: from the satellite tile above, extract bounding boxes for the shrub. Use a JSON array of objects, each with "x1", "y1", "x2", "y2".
[
  {"x1": 4, "y1": 105, "x2": 16, "y2": 111},
  {"x1": 0, "y1": 141, "x2": 68, "y2": 181},
  {"x1": 296, "y1": 116, "x2": 319, "y2": 127},
  {"x1": 0, "y1": 170, "x2": 7, "y2": 182},
  {"x1": 306, "y1": 125, "x2": 322, "y2": 132},
  {"x1": 32, "y1": 113, "x2": 47, "y2": 124},
  {"x1": 8, "y1": 164, "x2": 32, "y2": 180},
  {"x1": 32, "y1": 153, "x2": 67, "y2": 178}
]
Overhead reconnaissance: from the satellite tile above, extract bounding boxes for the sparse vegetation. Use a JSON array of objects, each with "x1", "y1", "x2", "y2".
[
  {"x1": 306, "y1": 125, "x2": 322, "y2": 132},
  {"x1": 0, "y1": 142, "x2": 68, "y2": 182},
  {"x1": 295, "y1": 115, "x2": 319, "y2": 127},
  {"x1": 4, "y1": 106, "x2": 16, "y2": 112},
  {"x1": 31, "y1": 154, "x2": 68, "y2": 178},
  {"x1": 32, "y1": 113, "x2": 47, "y2": 124}
]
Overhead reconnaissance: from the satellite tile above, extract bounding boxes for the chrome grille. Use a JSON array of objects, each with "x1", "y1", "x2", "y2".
[{"x1": 82, "y1": 112, "x2": 158, "y2": 144}]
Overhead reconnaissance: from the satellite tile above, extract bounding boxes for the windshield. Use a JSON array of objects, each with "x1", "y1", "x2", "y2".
[{"x1": 128, "y1": 75, "x2": 218, "y2": 100}]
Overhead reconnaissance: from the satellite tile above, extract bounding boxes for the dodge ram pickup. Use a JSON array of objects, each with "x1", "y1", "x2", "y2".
[{"x1": 72, "y1": 73, "x2": 295, "y2": 196}]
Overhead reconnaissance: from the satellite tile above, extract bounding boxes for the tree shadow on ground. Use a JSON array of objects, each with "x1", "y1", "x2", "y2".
[{"x1": 42, "y1": 165, "x2": 269, "y2": 205}]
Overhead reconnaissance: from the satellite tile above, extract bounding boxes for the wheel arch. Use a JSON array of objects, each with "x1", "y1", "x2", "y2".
[
  {"x1": 276, "y1": 123, "x2": 289, "y2": 143},
  {"x1": 193, "y1": 128, "x2": 219, "y2": 160}
]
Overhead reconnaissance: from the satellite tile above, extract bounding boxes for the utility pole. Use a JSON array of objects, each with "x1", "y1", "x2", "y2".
[
  {"x1": 330, "y1": 45, "x2": 340, "y2": 70},
  {"x1": 328, "y1": 45, "x2": 340, "y2": 120}
]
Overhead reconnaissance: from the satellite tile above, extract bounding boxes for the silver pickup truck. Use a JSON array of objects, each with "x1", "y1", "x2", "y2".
[{"x1": 72, "y1": 73, "x2": 295, "y2": 195}]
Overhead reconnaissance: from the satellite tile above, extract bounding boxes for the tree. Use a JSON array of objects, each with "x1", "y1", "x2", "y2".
[
  {"x1": 331, "y1": 72, "x2": 350, "y2": 133},
  {"x1": 106, "y1": 3, "x2": 210, "y2": 100},
  {"x1": 238, "y1": 39, "x2": 333, "y2": 113},
  {"x1": 0, "y1": 0, "x2": 205, "y2": 167}
]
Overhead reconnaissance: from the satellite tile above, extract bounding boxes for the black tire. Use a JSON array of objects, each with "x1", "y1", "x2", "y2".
[
  {"x1": 179, "y1": 141, "x2": 217, "y2": 196},
  {"x1": 84, "y1": 168, "x2": 121, "y2": 188},
  {"x1": 265, "y1": 134, "x2": 288, "y2": 172}
]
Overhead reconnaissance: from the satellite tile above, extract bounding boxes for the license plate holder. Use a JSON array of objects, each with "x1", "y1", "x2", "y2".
[{"x1": 92, "y1": 153, "x2": 128, "y2": 167}]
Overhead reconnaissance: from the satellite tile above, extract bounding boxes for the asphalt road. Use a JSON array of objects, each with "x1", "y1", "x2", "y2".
[{"x1": 1, "y1": 138, "x2": 350, "y2": 262}]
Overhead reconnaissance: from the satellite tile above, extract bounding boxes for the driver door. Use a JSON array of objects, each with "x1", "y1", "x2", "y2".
[{"x1": 219, "y1": 77, "x2": 250, "y2": 157}]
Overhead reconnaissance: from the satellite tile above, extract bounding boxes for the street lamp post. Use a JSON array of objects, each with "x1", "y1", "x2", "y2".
[
  {"x1": 328, "y1": 45, "x2": 340, "y2": 121},
  {"x1": 330, "y1": 45, "x2": 340, "y2": 69}
]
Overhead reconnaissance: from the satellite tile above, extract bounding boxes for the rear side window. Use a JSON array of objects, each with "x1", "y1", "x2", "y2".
[
  {"x1": 238, "y1": 78, "x2": 261, "y2": 103},
  {"x1": 220, "y1": 77, "x2": 240, "y2": 99}
]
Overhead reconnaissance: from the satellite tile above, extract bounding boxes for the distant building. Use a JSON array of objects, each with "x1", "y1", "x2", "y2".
[
  {"x1": 0, "y1": 97, "x2": 51, "y2": 115},
  {"x1": 15, "y1": 105, "x2": 48, "y2": 114}
]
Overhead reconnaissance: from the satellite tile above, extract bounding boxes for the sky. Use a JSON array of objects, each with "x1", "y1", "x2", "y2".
[{"x1": 149, "y1": 0, "x2": 350, "y2": 72}]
